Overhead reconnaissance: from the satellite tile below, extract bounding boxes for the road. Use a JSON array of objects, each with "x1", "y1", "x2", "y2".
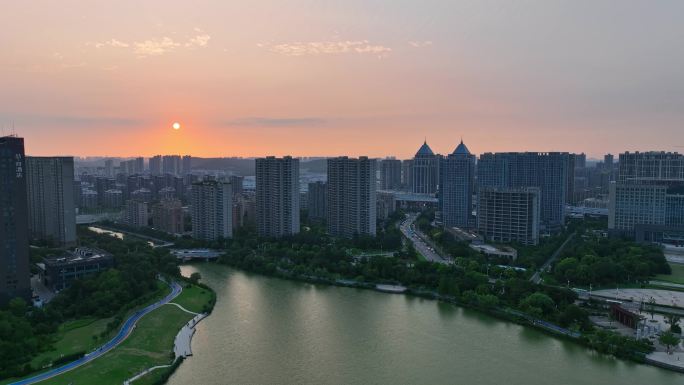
[
  {"x1": 399, "y1": 213, "x2": 450, "y2": 264},
  {"x1": 529, "y1": 232, "x2": 576, "y2": 284},
  {"x1": 10, "y1": 279, "x2": 182, "y2": 385}
]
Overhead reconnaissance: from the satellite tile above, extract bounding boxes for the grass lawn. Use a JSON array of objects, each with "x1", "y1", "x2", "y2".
[
  {"x1": 30, "y1": 317, "x2": 113, "y2": 370},
  {"x1": 172, "y1": 284, "x2": 215, "y2": 314},
  {"x1": 42, "y1": 305, "x2": 193, "y2": 385},
  {"x1": 0, "y1": 282, "x2": 213, "y2": 385},
  {"x1": 655, "y1": 263, "x2": 684, "y2": 285}
]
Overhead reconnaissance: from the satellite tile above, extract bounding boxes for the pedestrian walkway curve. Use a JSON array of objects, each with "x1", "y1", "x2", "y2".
[{"x1": 166, "y1": 302, "x2": 200, "y2": 315}]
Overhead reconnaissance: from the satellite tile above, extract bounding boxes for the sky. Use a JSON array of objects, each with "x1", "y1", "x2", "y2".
[{"x1": 1, "y1": 0, "x2": 683, "y2": 159}]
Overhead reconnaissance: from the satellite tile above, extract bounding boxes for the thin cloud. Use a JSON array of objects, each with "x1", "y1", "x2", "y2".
[
  {"x1": 223, "y1": 117, "x2": 326, "y2": 127},
  {"x1": 186, "y1": 34, "x2": 211, "y2": 48},
  {"x1": 264, "y1": 40, "x2": 391, "y2": 57},
  {"x1": 5, "y1": 114, "x2": 144, "y2": 127},
  {"x1": 408, "y1": 40, "x2": 433, "y2": 48},
  {"x1": 92, "y1": 32, "x2": 211, "y2": 57},
  {"x1": 134, "y1": 37, "x2": 180, "y2": 56},
  {"x1": 94, "y1": 39, "x2": 130, "y2": 49}
]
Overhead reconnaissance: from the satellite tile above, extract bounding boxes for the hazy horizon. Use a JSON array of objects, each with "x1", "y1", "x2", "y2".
[{"x1": 2, "y1": 1, "x2": 684, "y2": 158}]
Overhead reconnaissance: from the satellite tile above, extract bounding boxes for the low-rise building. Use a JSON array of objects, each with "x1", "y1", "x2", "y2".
[{"x1": 40, "y1": 248, "x2": 114, "y2": 291}]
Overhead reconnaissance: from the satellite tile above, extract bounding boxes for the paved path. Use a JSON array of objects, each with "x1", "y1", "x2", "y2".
[
  {"x1": 592, "y1": 288, "x2": 684, "y2": 308},
  {"x1": 399, "y1": 213, "x2": 449, "y2": 264},
  {"x1": 123, "y1": 310, "x2": 209, "y2": 385},
  {"x1": 123, "y1": 363, "x2": 176, "y2": 385},
  {"x1": 530, "y1": 232, "x2": 576, "y2": 284},
  {"x1": 646, "y1": 350, "x2": 684, "y2": 372},
  {"x1": 174, "y1": 313, "x2": 207, "y2": 358},
  {"x1": 167, "y1": 302, "x2": 200, "y2": 315},
  {"x1": 650, "y1": 280, "x2": 684, "y2": 290},
  {"x1": 10, "y1": 279, "x2": 182, "y2": 385}
]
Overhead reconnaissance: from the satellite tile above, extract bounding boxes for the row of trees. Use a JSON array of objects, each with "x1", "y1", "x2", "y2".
[{"x1": 218, "y1": 220, "x2": 594, "y2": 333}]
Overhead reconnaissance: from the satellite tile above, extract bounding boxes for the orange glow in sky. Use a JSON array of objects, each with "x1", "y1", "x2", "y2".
[{"x1": 2, "y1": 1, "x2": 683, "y2": 158}]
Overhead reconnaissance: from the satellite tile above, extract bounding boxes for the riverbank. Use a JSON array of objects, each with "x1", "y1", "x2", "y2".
[
  {"x1": 1, "y1": 281, "x2": 215, "y2": 385},
  {"x1": 208, "y1": 260, "x2": 677, "y2": 373},
  {"x1": 167, "y1": 264, "x2": 678, "y2": 385}
]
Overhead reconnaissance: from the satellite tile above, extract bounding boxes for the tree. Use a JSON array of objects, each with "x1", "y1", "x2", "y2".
[
  {"x1": 659, "y1": 331, "x2": 680, "y2": 355},
  {"x1": 665, "y1": 314, "x2": 682, "y2": 334},
  {"x1": 189, "y1": 272, "x2": 202, "y2": 285},
  {"x1": 520, "y1": 292, "x2": 556, "y2": 318}
]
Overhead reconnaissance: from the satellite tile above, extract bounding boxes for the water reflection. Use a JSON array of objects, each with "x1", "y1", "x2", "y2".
[
  {"x1": 171, "y1": 264, "x2": 678, "y2": 385},
  {"x1": 87, "y1": 226, "x2": 124, "y2": 239}
]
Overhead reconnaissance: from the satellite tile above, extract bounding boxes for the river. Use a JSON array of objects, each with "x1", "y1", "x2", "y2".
[{"x1": 170, "y1": 264, "x2": 680, "y2": 385}]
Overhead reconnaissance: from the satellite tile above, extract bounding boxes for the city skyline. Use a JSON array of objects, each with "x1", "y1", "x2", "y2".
[{"x1": 2, "y1": 1, "x2": 684, "y2": 158}]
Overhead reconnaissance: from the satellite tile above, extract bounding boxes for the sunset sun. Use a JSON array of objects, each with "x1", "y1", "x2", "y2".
[{"x1": 172, "y1": 122, "x2": 181, "y2": 130}]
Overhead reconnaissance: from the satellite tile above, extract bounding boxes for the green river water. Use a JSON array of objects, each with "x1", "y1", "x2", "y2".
[{"x1": 169, "y1": 264, "x2": 680, "y2": 385}]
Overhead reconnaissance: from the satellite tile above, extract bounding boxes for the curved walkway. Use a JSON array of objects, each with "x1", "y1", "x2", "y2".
[
  {"x1": 123, "y1": 362, "x2": 177, "y2": 385},
  {"x1": 124, "y1": 310, "x2": 208, "y2": 384},
  {"x1": 10, "y1": 279, "x2": 183, "y2": 385},
  {"x1": 166, "y1": 302, "x2": 199, "y2": 315}
]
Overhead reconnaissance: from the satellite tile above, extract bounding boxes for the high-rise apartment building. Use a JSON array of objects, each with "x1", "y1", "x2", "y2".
[
  {"x1": 26, "y1": 157, "x2": 76, "y2": 246},
  {"x1": 574, "y1": 153, "x2": 587, "y2": 169},
  {"x1": 327, "y1": 157, "x2": 377, "y2": 237},
  {"x1": 119, "y1": 157, "x2": 144, "y2": 175},
  {"x1": 477, "y1": 152, "x2": 569, "y2": 232},
  {"x1": 380, "y1": 159, "x2": 402, "y2": 190},
  {"x1": 376, "y1": 191, "x2": 397, "y2": 221},
  {"x1": 401, "y1": 159, "x2": 413, "y2": 191},
  {"x1": 103, "y1": 189, "x2": 124, "y2": 208},
  {"x1": 477, "y1": 187, "x2": 541, "y2": 245},
  {"x1": 191, "y1": 180, "x2": 233, "y2": 240},
  {"x1": 439, "y1": 140, "x2": 476, "y2": 228},
  {"x1": 149, "y1": 155, "x2": 162, "y2": 175},
  {"x1": 609, "y1": 152, "x2": 684, "y2": 241},
  {"x1": 162, "y1": 155, "x2": 182, "y2": 175},
  {"x1": 152, "y1": 198, "x2": 184, "y2": 234},
  {"x1": 255, "y1": 156, "x2": 300, "y2": 237},
  {"x1": 233, "y1": 192, "x2": 256, "y2": 229},
  {"x1": 609, "y1": 183, "x2": 667, "y2": 231},
  {"x1": 135, "y1": 157, "x2": 144, "y2": 174},
  {"x1": 182, "y1": 155, "x2": 192, "y2": 175},
  {"x1": 104, "y1": 159, "x2": 114, "y2": 177},
  {"x1": 604, "y1": 154, "x2": 614, "y2": 171},
  {"x1": 307, "y1": 181, "x2": 326, "y2": 220},
  {"x1": 412, "y1": 141, "x2": 439, "y2": 195},
  {"x1": 0, "y1": 136, "x2": 31, "y2": 303},
  {"x1": 124, "y1": 200, "x2": 149, "y2": 227},
  {"x1": 229, "y1": 175, "x2": 244, "y2": 195},
  {"x1": 617, "y1": 151, "x2": 684, "y2": 183}
]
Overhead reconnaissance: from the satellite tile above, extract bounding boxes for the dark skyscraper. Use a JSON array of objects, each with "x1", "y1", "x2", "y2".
[
  {"x1": 149, "y1": 155, "x2": 162, "y2": 175},
  {"x1": 26, "y1": 157, "x2": 77, "y2": 246},
  {"x1": 412, "y1": 141, "x2": 439, "y2": 195},
  {"x1": 477, "y1": 152, "x2": 569, "y2": 232},
  {"x1": 380, "y1": 159, "x2": 402, "y2": 190},
  {"x1": 439, "y1": 140, "x2": 476, "y2": 228},
  {"x1": 0, "y1": 136, "x2": 31, "y2": 304},
  {"x1": 255, "y1": 156, "x2": 300, "y2": 238},
  {"x1": 327, "y1": 157, "x2": 377, "y2": 237},
  {"x1": 307, "y1": 181, "x2": 326, "y2": 220}
]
